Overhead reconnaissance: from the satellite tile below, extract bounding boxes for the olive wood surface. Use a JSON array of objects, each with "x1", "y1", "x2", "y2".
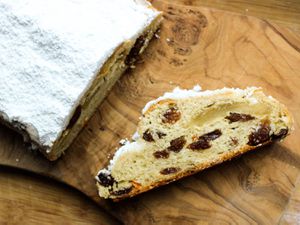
[{"x1": 1, "y1": 1, "x2": 300, "y2": 224}]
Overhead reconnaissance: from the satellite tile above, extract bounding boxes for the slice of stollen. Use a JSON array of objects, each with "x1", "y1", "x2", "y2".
[{"x1": 96, "y1": 86, "x2": 293, "y2": 200}]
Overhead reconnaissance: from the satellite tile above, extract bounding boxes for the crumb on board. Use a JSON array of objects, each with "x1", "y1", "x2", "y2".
[{"x1": 119, "y1": 138, "x2": 129, "y2": 146}]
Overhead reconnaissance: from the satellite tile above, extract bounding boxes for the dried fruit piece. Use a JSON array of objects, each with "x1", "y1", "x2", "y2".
[
  {"x1": 168, "y1": 136, "x2": 186, "y2": 152},
  {"x1": 160, "y1": 167, "x2": 181, "y2": 175},
  {"x1": 110, "y1": 186, "x2": 133, "y2": 196},
  {"x1": 157, "y1": 131, "x2": 167, "y2": 139},
  {"x1": 188, "y1": 129, "x2": 222, "y2": 150},
  {"x1": 143, "y1": 129, "x2": 154, "y2": 142},
  {"x1": 66, "y1": 105, "x2": 82, "y2": 129},
  {"x1": 200, "y1": 129, "x2": 222, "y2": 141},
  {"x1": 225, "y1": 112, "x2": 255, "y2": 123},
  {"x1": 188, "y1": 139, "x2": 211, "y2": 150},
  {"x1": 162, "y1": 104, "x2": 181, "y2": 124},
  {"x1": 153, "y1": 150, "x2": 170, "y2": 159},
  {"x1": 125, "y1": 35, "x2": 146, "y2": 66},
  {"x1": 272, "y1": 128, "x2": 289, "y2": 140},
  {"x1": 97, "y1": 172, "x2": 115, "y2": 187},
  {"x1": 248, "y1": 124, "x2": 271, "y2": 146}
]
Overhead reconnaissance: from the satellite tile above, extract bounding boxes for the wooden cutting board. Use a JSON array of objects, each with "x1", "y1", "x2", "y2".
[{"x1": 1, "y1": 1, "x2": 300, "y2": 224}]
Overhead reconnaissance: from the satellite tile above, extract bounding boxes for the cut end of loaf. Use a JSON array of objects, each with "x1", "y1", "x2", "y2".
[
  {"x1": 42, "y1": 14, "x2": 163, "y2": 161},
  {"x1": 0, "y1": 0, "x2": 162, "y2": 161},
  {"x1": 3, "y1": 13, "x2": 163, "y2": 161},
  {"x1": 96, "y1": 86, "x2": 293, "y2": 200}
]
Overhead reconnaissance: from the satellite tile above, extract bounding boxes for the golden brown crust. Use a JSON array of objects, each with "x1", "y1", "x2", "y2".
[
  {"x1": 110, "y1": 141, "x2": 273, "y2": 201},
  {"x1": 145, "y1": 99, "x2": 176, "y2": 114}
]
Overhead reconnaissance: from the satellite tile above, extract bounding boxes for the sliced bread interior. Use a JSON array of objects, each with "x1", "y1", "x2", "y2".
[{"x1": 96, "y1": 86, "x2": 293, "y2": 200}]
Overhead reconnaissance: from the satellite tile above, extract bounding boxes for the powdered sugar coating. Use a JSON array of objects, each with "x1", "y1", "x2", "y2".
[
  {"x1": 132, "y1": 131, "x2": 140, "y2": 141},
  {"x1": 142, "y1": 85, "x2": 259, "y2": 114},
  {"x1": 0, "y1": 0, "x2": 160, "y2": 151},
  {"x1": 107, "y1": 140, "x2": 146, "y2": 171}
]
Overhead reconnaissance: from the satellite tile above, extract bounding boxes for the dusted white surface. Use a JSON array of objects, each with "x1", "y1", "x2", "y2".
[
  {"x1": 142, "y1": 86, "x2": 259, "y2": 113},
  {"x1": 0, "y1": 0, "x2": 160, "y2": 150}
]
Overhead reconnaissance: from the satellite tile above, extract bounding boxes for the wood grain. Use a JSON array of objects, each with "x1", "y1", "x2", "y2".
[
  {"x1": 170, "y1": 0, "x2": 300, "y2": 33},
  {"x1": 279, "y1": 176, "x2": 300, "y2": 224},
  {"x1": 0, "y1": 1, "x2": 300, "y2": 224},
  {"x1": 0, "y1": 167, "x2": 120, "y2": 225}
]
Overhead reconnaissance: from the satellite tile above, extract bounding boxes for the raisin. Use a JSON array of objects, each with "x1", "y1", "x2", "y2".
[
  {"x1": 200, "y1": 129, "x2": 222, "y2": 141},
  {"x1": 157, "y1": 131, "x2": 167, "y2": 139},
  {"x1": 272, "y1": 128, "x2": 289, "y2": 140},
  {"x1": 248, "y1": 124, "x2": 271, "y2": 146},
  {"x1": 162, "y1": 105, "x2": 181, "y2": 124},
  {"x1": 188, "y1": 129, "x2": 222, "y2": 150},
  {"x1": 110, "y1": 186, "x2": 133, "y2": 196},
  {"x1": 97, "y1": 172, "x2": 115, "y2": 187},
  {"x1": 125, "y1": 35, "x2": 146, "y2": 66},
  {"x1": 160, "y1": 167, "x2": 181, "y2": 175},
  {"x1": 225, "y1": 112, "x2": 255, "y2": 123},
  {"x1": 153, "y1": 150, "x2": 170, "y2": 159},
  {"x1": 188, "y1": 139, "x2": 211, "y2": 150},
  {"x1": 143, "y1": 129, "x2": 154, "y2": 142},
  {"x1": 168, "y1": 136, "x2": 186, "y2": 152},
  {"x1": 66, "y1": 105, "x2": 82, "y2": 129}
]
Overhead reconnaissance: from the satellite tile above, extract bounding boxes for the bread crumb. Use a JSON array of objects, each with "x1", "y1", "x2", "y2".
[{"x1": 119, "y1": 138, "x2": 129, "y2": 146}]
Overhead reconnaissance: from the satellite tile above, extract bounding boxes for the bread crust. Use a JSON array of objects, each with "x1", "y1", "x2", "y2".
[{"x1": 105, "y1": 142, "x2": 270, "y2": 201}]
